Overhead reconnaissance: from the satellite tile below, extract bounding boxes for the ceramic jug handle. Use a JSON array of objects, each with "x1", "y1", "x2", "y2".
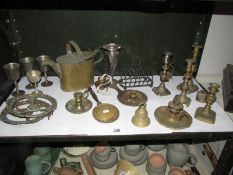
[
  {"x1": 139, "y1": 145, "x2": 145, "y2": 151},
  {"x1": 66, "y1": 40, "x2": 83, "y2": 62},
  {"x1": 186, "y1": 153, "x2": 197, "y2": 167},
  {"x1": 41, "y1": 161, "x2": 51, "y2": 174}
]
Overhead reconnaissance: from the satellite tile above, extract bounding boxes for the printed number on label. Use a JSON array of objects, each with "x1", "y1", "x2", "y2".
[{"x1": 113, "y1": 128, "x2": 120, "y2": 133}]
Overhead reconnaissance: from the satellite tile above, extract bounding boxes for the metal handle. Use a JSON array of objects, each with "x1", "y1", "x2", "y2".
[
  {"x1": 88, "y1": 87, "x2": 101, "y2": 105},
  {"x1": 66, "y1": 40, "x2": 83, "y2": 62}
]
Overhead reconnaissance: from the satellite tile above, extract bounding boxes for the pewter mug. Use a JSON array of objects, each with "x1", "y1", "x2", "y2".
[
  {"x1": 166, "y1": 144, "x2": 197, "y2": 167},
  {"x1": 25, "y1": 154, "x2": 51, "y2": 175}
]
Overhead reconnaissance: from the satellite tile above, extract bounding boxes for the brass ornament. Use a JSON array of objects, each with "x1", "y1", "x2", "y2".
[
  {"x1": 152, "y1": 51, "x2": 173, "y2": 96},
  {"x1": 88, "y1": 87, "x2": 119, "y2": 123},
  {"x1": 0, "y1": 93, "x2": 57, "y2": 125},
  {"x1": 65, "y1": 91, "x2": 92, "y2": 114},
  {"x1": 195, "y1": 83, "x2": 220, "y2": 124},
  {"x1": 131, "y1": 103, "x2": 150, "y2": 128},
  {"x1": 154, "y1": 98, "x2": 192, "y2": 129},
  {"x1": 177, "y1": 44, "x2": 203, "y2": 94}
]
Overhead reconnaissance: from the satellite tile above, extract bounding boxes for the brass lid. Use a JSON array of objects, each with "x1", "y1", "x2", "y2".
[
  {"x1": 117, "y1": 90, "x2": 147, "y2": 106},
  {"x1": 92, "y1": 103, "x2": 119, "y2": 123}
]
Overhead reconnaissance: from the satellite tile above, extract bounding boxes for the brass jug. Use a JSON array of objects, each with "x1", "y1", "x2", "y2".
[{"x1": 42, "y1": 41, "x2": 101, "y2": 91}]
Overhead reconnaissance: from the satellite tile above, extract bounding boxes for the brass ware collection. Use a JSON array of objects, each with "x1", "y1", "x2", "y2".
[
  {"x1": 152, "y1": 51, "x2": 173, "y2": 96},
  {"x1": 0, "y1": 41, "x2": 222, "y2": 130},
  {"x1": 195, "y1": 83, "x2": 220, "y2": 124}
]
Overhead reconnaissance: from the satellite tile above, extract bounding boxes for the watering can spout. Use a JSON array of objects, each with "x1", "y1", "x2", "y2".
[{"x1": 42, "y1": 59, "x2": 62, "y2": 78}]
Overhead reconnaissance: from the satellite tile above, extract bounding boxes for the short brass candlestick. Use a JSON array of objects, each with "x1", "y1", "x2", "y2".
[
  {"x1": 154, "y1": 97, "x2": 192, "y2": 129},
  {"x1": 177, "y1": 44, "x2": 203, "y2": 93},
  {"x1": 175, "y1": 59, "x2": 195, "y2": 107},
  {"x1": 195, "y1": 83, "x2": 220, "y2": 124},
  {"x1": 152, "y1": 52, "x2": 173, "y2": 96}
]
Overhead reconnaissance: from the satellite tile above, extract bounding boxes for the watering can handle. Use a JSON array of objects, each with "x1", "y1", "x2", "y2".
[{"x1": 66, "y1": 40, "x2": 83, "y2": 62}]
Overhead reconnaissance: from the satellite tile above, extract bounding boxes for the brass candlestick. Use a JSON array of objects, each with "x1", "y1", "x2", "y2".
[
  {"x1": 175, "y1": 59, "x2": 195, "y2": 107},
  {"x1": 154, "y1": 97, "x2": 192, "y2": 129},
  {"x1": 65, "y1": 91, "x2": 92, "y2": 114},
  {"x1": 195, "y1": 83, "x2": 220, "y2": 124},
  {"x1": 152, "y1": 52, "x2": 173, "y2": 96},
  {"x1": 177, "y1": 44, "x2": 203, "y2": 93}
]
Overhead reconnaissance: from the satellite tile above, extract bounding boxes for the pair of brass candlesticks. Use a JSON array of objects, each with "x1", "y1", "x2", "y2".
[
  {"x1": 152, "y1": 51, "x2": 174, "y2": 96},
  {"x1": 177, "y1": 44, "x2": 203, "y2": 94}
]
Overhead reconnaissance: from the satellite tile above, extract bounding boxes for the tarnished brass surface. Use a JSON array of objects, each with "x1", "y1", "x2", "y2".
[
  {"x1": 175, "y1": 59, "x2": 194, "y2": 107},
  {"x1": 65, "y1": 91, "x2": 92, "y2": 114},
  {"x1": 88, "y1": 87, "x2": 119, "y2": 123},
  {"x1": 42, "y1": 41, "x2": 101, "y2": 92},
  {"x1": 92, "y1": 103, "x2": 119, "y2": 123},
  {"x1": 152, "y1": 51, "x2": 173, "y2": 96},
  {"x1": 195, "y1": 83, "x2": 220, "y2": 124},
  {"x1": 0, "y1": 93, "x2": 57, "y2": 125},
  {"x1": 154, "y1": 106, "x2": 192, "y2": 129},
  {"x1": 196, "y1": 90, "x2": 207, "y2": 103},
  {"x1": 131, "y1": 104, "x2": 150, "y2": 128},
  {"x1": 117, "y1": 90, "x2": 147, "y2": 107}
]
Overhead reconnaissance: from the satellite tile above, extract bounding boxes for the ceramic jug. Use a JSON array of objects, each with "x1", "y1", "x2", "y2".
[
  {"x1": 166, "y1": 144, "x2": 197, "y2": 167},
  {"x1": 34, "y1": 147, "x2": 52, "y2": 163},
  {"x1": 25, "y1": 154, "x2": 51, "y2": 175}
]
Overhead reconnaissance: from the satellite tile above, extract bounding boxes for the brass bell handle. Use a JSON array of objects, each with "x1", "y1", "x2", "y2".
[{"x1": 66, "y1": 40, "x2": 83, "y2": 63}]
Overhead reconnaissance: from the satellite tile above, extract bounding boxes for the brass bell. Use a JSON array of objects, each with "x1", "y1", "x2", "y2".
[{"x1": 131, "y1": 103, "x2": 150, "y2": 128}]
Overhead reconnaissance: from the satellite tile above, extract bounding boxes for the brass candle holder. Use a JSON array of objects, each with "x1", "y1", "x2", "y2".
[
  {"x1": 65, "y1": 91, "x2": 92, "y2": 114},
  {"x1": 177, "y1": 44, "x2": 203, "y2": 94},
  {"x1": 152, "y1": 52, "x2": 173, "y2": 96},
  {"x1": 195, "y1": 83, "x2": 220, "y2": 124},
  {"x1": 154, "y1": 96, "x2": 192, "y2": 129},
  {"x1": 174, "y1": 59, "x2": 195, "y2": 107}
]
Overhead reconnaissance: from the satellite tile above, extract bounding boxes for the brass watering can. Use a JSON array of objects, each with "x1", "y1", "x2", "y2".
[{"x1": 42, "y1": 41, "x2": 101, "y2": 91}]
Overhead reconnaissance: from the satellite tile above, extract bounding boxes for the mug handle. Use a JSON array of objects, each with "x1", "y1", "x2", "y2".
[
  {"x1": 41, "y1": 161, "x2": 51, "y2": 174},
  {"x1": 139, "y1": 145, "x2": 145, "y2": 151},
  {"x1": 111, "y1": 147, "x2": 116, "y2": 152},
  {"x1": 186, "y1": 153, "x2": 197, "y2": 167}
]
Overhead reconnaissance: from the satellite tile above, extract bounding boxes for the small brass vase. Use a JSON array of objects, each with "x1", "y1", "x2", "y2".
[{"x1": 131, "y1": 103, "x2": 150, "y2": 128}]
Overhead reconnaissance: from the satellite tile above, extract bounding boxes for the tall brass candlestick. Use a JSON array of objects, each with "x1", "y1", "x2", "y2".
[{"x1": 177, "y1": 44, "x2": 203, "y2": 93}]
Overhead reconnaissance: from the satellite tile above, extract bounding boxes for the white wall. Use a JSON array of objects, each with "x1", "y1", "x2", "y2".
[{"x1": 198, "y1": 14, "x2": 233, "y2": 76}]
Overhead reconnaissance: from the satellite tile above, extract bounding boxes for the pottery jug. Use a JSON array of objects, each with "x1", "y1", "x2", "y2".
[
  {"x1": 166, "y1": 144, "x2": 197, "y2": 167},
  {"x1": 34, "y1": 147, "x2": 52, "y2": 163},
  {"x1": 25, "y1": 154, "x2": 51, "y2": 175},
  {"x1": 42, "y1": 40, "x2": 102, "y2": 91}
]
